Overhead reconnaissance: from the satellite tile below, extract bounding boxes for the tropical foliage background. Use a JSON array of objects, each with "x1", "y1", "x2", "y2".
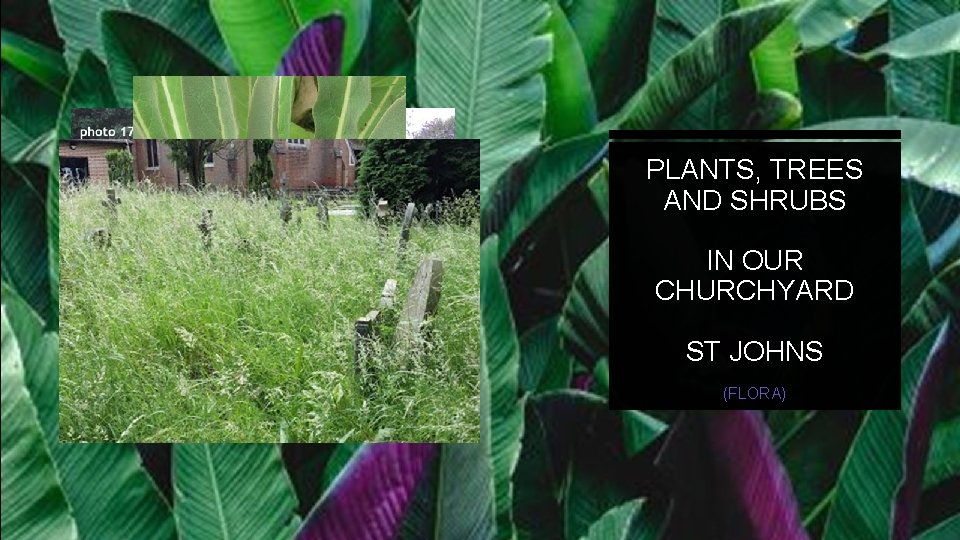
[{"x1": 1, "y1": 0, "x2": 958, "y2": 539}]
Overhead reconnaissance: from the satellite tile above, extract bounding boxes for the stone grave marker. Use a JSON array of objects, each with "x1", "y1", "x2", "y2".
[
  {"x1": 376, "y1": 199, "x2": 390, "y2": 218},
  {"x1": 354, "y1": 309, "x2": 380, "y2": 386},
  {"x1": 397, "y1": 257, "x2": 443, "y2": 344},
  {"x1": 198, "y1": 209, "x2": 215, "y2": 248},
  {"x1": 102, "y1": 188, "x2": 121, "y2": 217},
  {"x1": 423, "y1": 203, "x2": 434, "y2": 225},
  {"x1": 380, "y1": 279, "x2": 397, "y2": 308},
  {"x1": 397, "y1": 202, "x2": 416, "y2": 255},
  {"x1": 316, "y1": 196, "x2": 329, "y2": 229},
  {"x1": 280, "y1": 199, "x2": 292, "y2": 224}
]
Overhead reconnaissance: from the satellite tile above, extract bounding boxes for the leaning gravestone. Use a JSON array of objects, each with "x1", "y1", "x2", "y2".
[
  {"x1": 316, "y1": 196, "x2": 329, "y2": 229},
  {"x1": 102, "y1": 188, "x2": 121, "y2": 219},
  {"x1": 354, "y1": 309, "x2": 381, "y2": 388},
  {"x1": 397, "y1": 202, "x2": 416, "y2": 255},
  {"x1": 396, "y1": 257, "x2": 444, "y2": 345},
  {"x1": 198, "y1": 209, "x2": 215, "y2": 248},
  {"x1": 380, "y1": 279, "x2": 397, "y2": 308}
]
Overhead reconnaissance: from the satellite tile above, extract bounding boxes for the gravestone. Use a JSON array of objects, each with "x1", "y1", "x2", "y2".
[
  {"x1": 86, "y1": 228, "x2": 111, "y2": 249},
  {"x1": 423, "y1": 203, "x2": 434, "y2": 225},
  {"x1": 198, "y1": 209, "x2": 215, "y2": 248},
  {"x1": 280, "y1": 199, "x2": 292, "y2": 224},
  {"x1": 316, "y1": 196, "x2": 329, "y2": 229},
  {"x1": 397, "y1": 202, "x2": 416, "y2": 255},
  {"x1": 375, "y1": 199, "x2": 390, "y2": 230},
  {"x1": 354, "y1": 309, "x2": 380, "y2": 387},
  {"x1": 397, "y1": 257, "x2": 444, "y2": 344},
  {"x1": 380, "y1": 279, "x2": 397, "y2": 308},
  {"x1": 102, "y1": 188, "x2": 121, "y2": 216}
]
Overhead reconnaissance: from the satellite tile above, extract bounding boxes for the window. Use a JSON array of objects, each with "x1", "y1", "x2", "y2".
[
  {"x1": 146, "y1": 140, "x2": 159, "y2": 169},
  {"x1": 287, "y1": 139, "x2": 307, "y2": 148},
  {"x1": 204, "y1": 152, "x2": 215, "y2": 168}
]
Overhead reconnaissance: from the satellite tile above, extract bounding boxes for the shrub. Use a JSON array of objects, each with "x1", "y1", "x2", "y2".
[
  {"x1": 105, "y1": 149, "x2": 134, "y2": 186},
  {"x1": 356, "y1": 140, "x2": 479, "y2": 217}
]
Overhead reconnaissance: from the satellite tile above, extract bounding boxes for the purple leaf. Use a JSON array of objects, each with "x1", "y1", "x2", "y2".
[
  {"x1": 276, "y1": 16, "x2": 344, "y2": 76},
  {"x1": 656, "y1": 410, "x2": 809, "y2": 540},
  {"x1": 893, "y1": 318, "x2": 960, "y2": 540},
  {"x1": 297, "y1": 443, "x2": 437, "y2": 540},
  {"x1": 571, "y1": 372, "x2": 593, "y2": 391}
]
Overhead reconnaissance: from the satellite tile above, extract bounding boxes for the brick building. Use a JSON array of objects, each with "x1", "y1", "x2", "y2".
[
  {"x1": 58, "y1": 139, "x2": 132, "y2": 184},
  {"x1": 58, "y1": 139, "x2": 361, "y2": 191},
  {"x1": 130, "y1": 139, "x2": 362, "y2": 192}
]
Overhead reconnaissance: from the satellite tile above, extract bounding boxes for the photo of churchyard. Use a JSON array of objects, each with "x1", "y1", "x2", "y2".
[{"x1": 58, "y1": 137, "x2": 480, "y2": 443}]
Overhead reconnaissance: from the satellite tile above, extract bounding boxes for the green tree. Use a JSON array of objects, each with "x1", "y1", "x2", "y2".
[
  {"x1": 104, "y1": 149, "x2": 133, "y2": 185},
  {"x1": 248, "y1": 139, "x2": 275, "y2": 194},
  {"x1": 355, "y1": 139, "x2": 479, "y2": 215},
  {"x1": 163, "y1": 139, "x2": 228, "y2": 189}
]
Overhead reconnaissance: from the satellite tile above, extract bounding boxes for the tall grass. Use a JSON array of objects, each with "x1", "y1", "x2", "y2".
[{"x1": 59, "y1": 186, "x2": 479, "y2": 443}]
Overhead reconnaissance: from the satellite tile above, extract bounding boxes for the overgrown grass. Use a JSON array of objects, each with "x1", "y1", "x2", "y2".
[{"x1": 59, "y1": 186, "x2": 480, "y2": 443}]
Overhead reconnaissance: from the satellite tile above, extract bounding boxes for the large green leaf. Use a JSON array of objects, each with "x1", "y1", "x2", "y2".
[
  {"x1": 563, "y1": 0, "x2": 655, "y2": 119},
  {"x1": 480, "y1": 235, "x2": 525, "y2": 538},
  {"x1": 910, "y1": 182, "x2": 960, "y2": 270},
  {"x1": 645, "y1": 0, "x2": 755, "y2": 130},
  {"x1": 1, "y1": 68, "x2": 60, "y2": 165},
  {"x1": 542, "y1": 0, "x2": 597, "y2": 142},
  {"x1": 312, "y1": 75, "x2": 406, "y2": 138},
  {"x1": 319, "y1": 442, "x2": 361, "y2": 493},
  {"x1": 867, "y1": 13, "x2": 960, "y2": 61},
  {"x1": 50, "y1": 0, "x2": 232, "y2": 71},
  {"x1": 885, "y1": 2, "x2": 959, "y2": 124},
  {"x1": 821, "y1": 325, "x2": 942, "y2": 540},
  {"x1": 514, "y1": 390, "x2": 664, "y2": 540},
  {"x1": 610, "y1": 0, "x2": 803, "y2": 130},
  {"x1": 923, "y1": 416, "x2": 960, "y2": 489},
  {"x1": 915, "y1": 515, "x2": 960, "y2": 540},
  {"x1": 211, "y1": 0, "x2": 370, "y2": 75},
  {"x1": 101, "y1": 12, "x2": 224, "y2": 107},
  {"x1": 802, "y1": 118, "x2": 960, "y2": 195},
  {"x1": 0, "y1": 30, "x2": 67, "y2": 94},
  {"x1": 174, "y1": 444, "x2": 300, "y2": 540},
  {"x1": 519, "y1": 315, "x2": 573, "y2": 393},
  {"x1": 417, "y1": 0, "x2": 551, "y2": 208},
  {"x1": 1, "y1": 160, "x2": 56, "y2": 327},
  {"x1": 351, "y1": 0, "x2": 415, "y2": 75},
  {"x1": 5, "y1": 273, "x2": 176, "y2": 540},
  {"x1": 739, "y1": 0, "x2": 800, "y2": 94},
  {"x1": 400, "y1": 444, "x2": 495, "y2": 539},
  {"x1": 901, "y1": 181, "x2": 934, "y2": 320},
  {"x1": 57, "y1": 51, "x2": 118, "y2": 140},
  {"x1": 797, "y1": 46, "x2": 886, "y2": 124},
  {"x1": 793, "y1": 0, "x2": 886, "y2": 49},
  {"x1": 489, "y1": 132, "x2": 607, "y2": 261},
  {"x1": 433, "y1": 444, "x2": 495, "y2": 539},
  {"x1": 133, "y1": 76, "x2": 294, "y2": 138},
  {"x1": 2, "y1": 285, "x2": 59, "y2": 442},
  {"x1": 0, "y1": 308, "x2": 78, "y2": 540},
  {"x1": 902, "y1": 260, "x2": 960, "y2": 355},
  {"x1": 580, "y1": 499, "x2": 661, "y2": 540},
  {"x1": 560, "y1": 239, "x2": 608, "y2": 367},
  {"x1": 54, "y1": 445, "x2": 177, "y2": 540}
]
